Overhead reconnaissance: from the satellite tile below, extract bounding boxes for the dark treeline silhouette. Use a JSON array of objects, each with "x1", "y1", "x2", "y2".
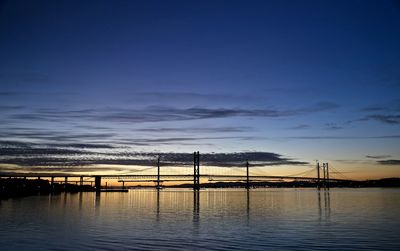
[{"x1": 0, "y1": 178, "x2": 94, "y2": 200}]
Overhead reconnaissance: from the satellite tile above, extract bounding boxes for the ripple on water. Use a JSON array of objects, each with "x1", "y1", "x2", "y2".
[{"x1": 0, "y1": 188, "x2": 399, "y2": 250}]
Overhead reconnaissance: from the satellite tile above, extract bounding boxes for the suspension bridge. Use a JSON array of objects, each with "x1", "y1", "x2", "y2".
[{"x1": 0, "y1": 152, "x2": 352, "y2": 192}]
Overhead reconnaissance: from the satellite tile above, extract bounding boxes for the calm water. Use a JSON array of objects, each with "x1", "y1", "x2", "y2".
[{"x1": 1, "y1": 188, "x2": 399, "y2": 250}]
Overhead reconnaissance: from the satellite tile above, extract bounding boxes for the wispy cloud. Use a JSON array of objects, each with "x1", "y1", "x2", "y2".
[
  {"x1": 0, "y1": 131, "x2": 117, "y2": 142},
  {"x1": 130, "y1": 92, "x2": 263, "y2": 102},
  {"x1": 0, "y1": 140, "x2": 307, "y2": 173},
  {"x1": 361, "y1": 114, "x2": 400, "y2": 125},
  {"x1": 362, "y1": 106, "x2": 386, "y2": 112},
  {"x1": 358, "y1": 102, "x2": 400, "y2": 125},
  {"x1": 288, "y1": 135, "x2": 400, "y2": 140},
  {"x1": 377, "y1": 159, "x2": 400, "y2": 165},
  {"x1": 0, "y1": 165, "x2": 130, "y2": 173},
  {"x1": 296, "y1": 102, "x2": 339, "y2": 113},
  {"x1": 324, "y1": 123, "x2": 343, "y2": 130},
  {"x1": 366, "y1": 155, "x2": 392, "y2": 159},
  {"x1": 287, "y1": 124, "x2": 310, "y2": 130},
  {"x1": 0, "y1": 128, "x2": 255, "y2": 146},
  {"x1": 334, "y1": 159, "x2": 371, "y2": 164},
  {"x1": 0, "y1": 105, "x2": 24, "y2": 111},
  {"x1": 4, "y1": 102, "x2": 340, "y2": 124},
  {"x1": 94, "y1": 107, "x2": 293, "y2": 123},
  {"x1": 136, "y1": 126, "x2": 252, "y2": 133},
  {"x1": 135, "y1": 136, "x2": 255, "y2": 142},
  {"x1": 0, "y1": 91, "x2": 77, "y2": 97}
]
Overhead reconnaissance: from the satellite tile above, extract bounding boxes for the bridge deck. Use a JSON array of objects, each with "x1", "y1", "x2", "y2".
[{"x1": 0, "y1": 173, "x2": 349, "y2": 182}]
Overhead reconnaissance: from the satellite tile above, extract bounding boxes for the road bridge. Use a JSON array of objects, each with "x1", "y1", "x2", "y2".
[{"x1": 0, "y1": 152, "x2": 349, "y2": 191}]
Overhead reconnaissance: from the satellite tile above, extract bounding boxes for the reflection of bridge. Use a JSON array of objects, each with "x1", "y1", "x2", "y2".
[{"x1": 0, "y1": 152, "x2": 350, "y2": 191}]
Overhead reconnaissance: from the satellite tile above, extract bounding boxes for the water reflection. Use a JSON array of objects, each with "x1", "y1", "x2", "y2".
[
  {"x1": 152, "y1": 190, "x2": 201, "y2": 224},
  {"x1": 193, "y1": 190, "x2": 200, "y2": 223},
  {"x1": 1, "y1": 189, "x2": 399, "y2": 250},
  {"x1": 317, "y1": 189, "x2": 331, "y2": 221},
  {"x1": 246, "y1": 189, "x2": 250, "y2": 223},
  {"x1": 324, "y1": 190, "x2": 331, "y2": 218},
  {"x1": 79, "y1": 192, "x2": 83, "y2": 210},
  {"x1": 318, "y1": 189, "x2": 322, "y2": 217},
  {"x1": 63, "y1": 192, "x2": 67, "y2": 207},
  {"x1": 156, "y1": 190, "x2": 160, "y2": 222},
  {"x1": 95, "y1": 192, "x2": 101, "y2": 217}
]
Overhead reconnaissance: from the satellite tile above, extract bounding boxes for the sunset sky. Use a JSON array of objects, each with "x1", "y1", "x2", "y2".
[{"x1": 1, "y1": 0, "x2": 399, "y2": 180}]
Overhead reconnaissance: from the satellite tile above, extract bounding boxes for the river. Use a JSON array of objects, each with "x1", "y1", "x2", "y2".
[{"x1": 0, "y1": 188, "x2": 399, "y2": 250}]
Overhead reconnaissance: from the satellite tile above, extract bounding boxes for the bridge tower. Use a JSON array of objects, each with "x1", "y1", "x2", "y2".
[
  {"x1": 246, "y1": 160, "x2": 250, "y2": 189},
  {"x1": 157, "y1": 156, "x2": 161, "y2": 189},
  {"x1": 193, "y1": 151, "x2": 200, "y2": 190},
  {"x1": 94, "y1": 176, "x2": 101, "y2": 192},
  {"x1": 316, "y1": 162, "x2": 321, "y2": 189},
  {"x1": 325, "y1": 162, "x2": 330, "y2": 189}
]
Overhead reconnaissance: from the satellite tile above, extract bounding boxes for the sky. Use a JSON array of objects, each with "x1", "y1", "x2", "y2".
[{"x1": 0, "y1": 0, "x2": 400, "y2": 180}]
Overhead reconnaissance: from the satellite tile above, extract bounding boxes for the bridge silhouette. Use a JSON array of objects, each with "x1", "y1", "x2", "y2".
[{"x1": 1, "y1": 152, "x2": 350, "y2": 191}]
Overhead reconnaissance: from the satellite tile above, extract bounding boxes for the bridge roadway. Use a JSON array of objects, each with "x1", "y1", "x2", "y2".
[
  {"x1": 0, "y1": 173, "x2": 348, "y2": 182},
  {"x1": 1, "y1": 173, "x2": 348, "y2": 191}
]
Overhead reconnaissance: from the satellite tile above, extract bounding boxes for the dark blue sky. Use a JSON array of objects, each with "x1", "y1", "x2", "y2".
[{"x1": 0, "y1": 0, "x2": 399, "y2": 178}]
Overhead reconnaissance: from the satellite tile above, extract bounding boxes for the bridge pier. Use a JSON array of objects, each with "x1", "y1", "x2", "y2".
[
  {"x1": 193, "y1": 151, "x2": 200, "y2": 190},
  {"x1": 80, "y1": 176, "x2": 83, "y2": 186},
  {"x1": 95, "y1": 176, "x2": 101, "y2": 192},
  {"x1": 51, "y1": 177, "x2": 54, "y2": 187}
]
